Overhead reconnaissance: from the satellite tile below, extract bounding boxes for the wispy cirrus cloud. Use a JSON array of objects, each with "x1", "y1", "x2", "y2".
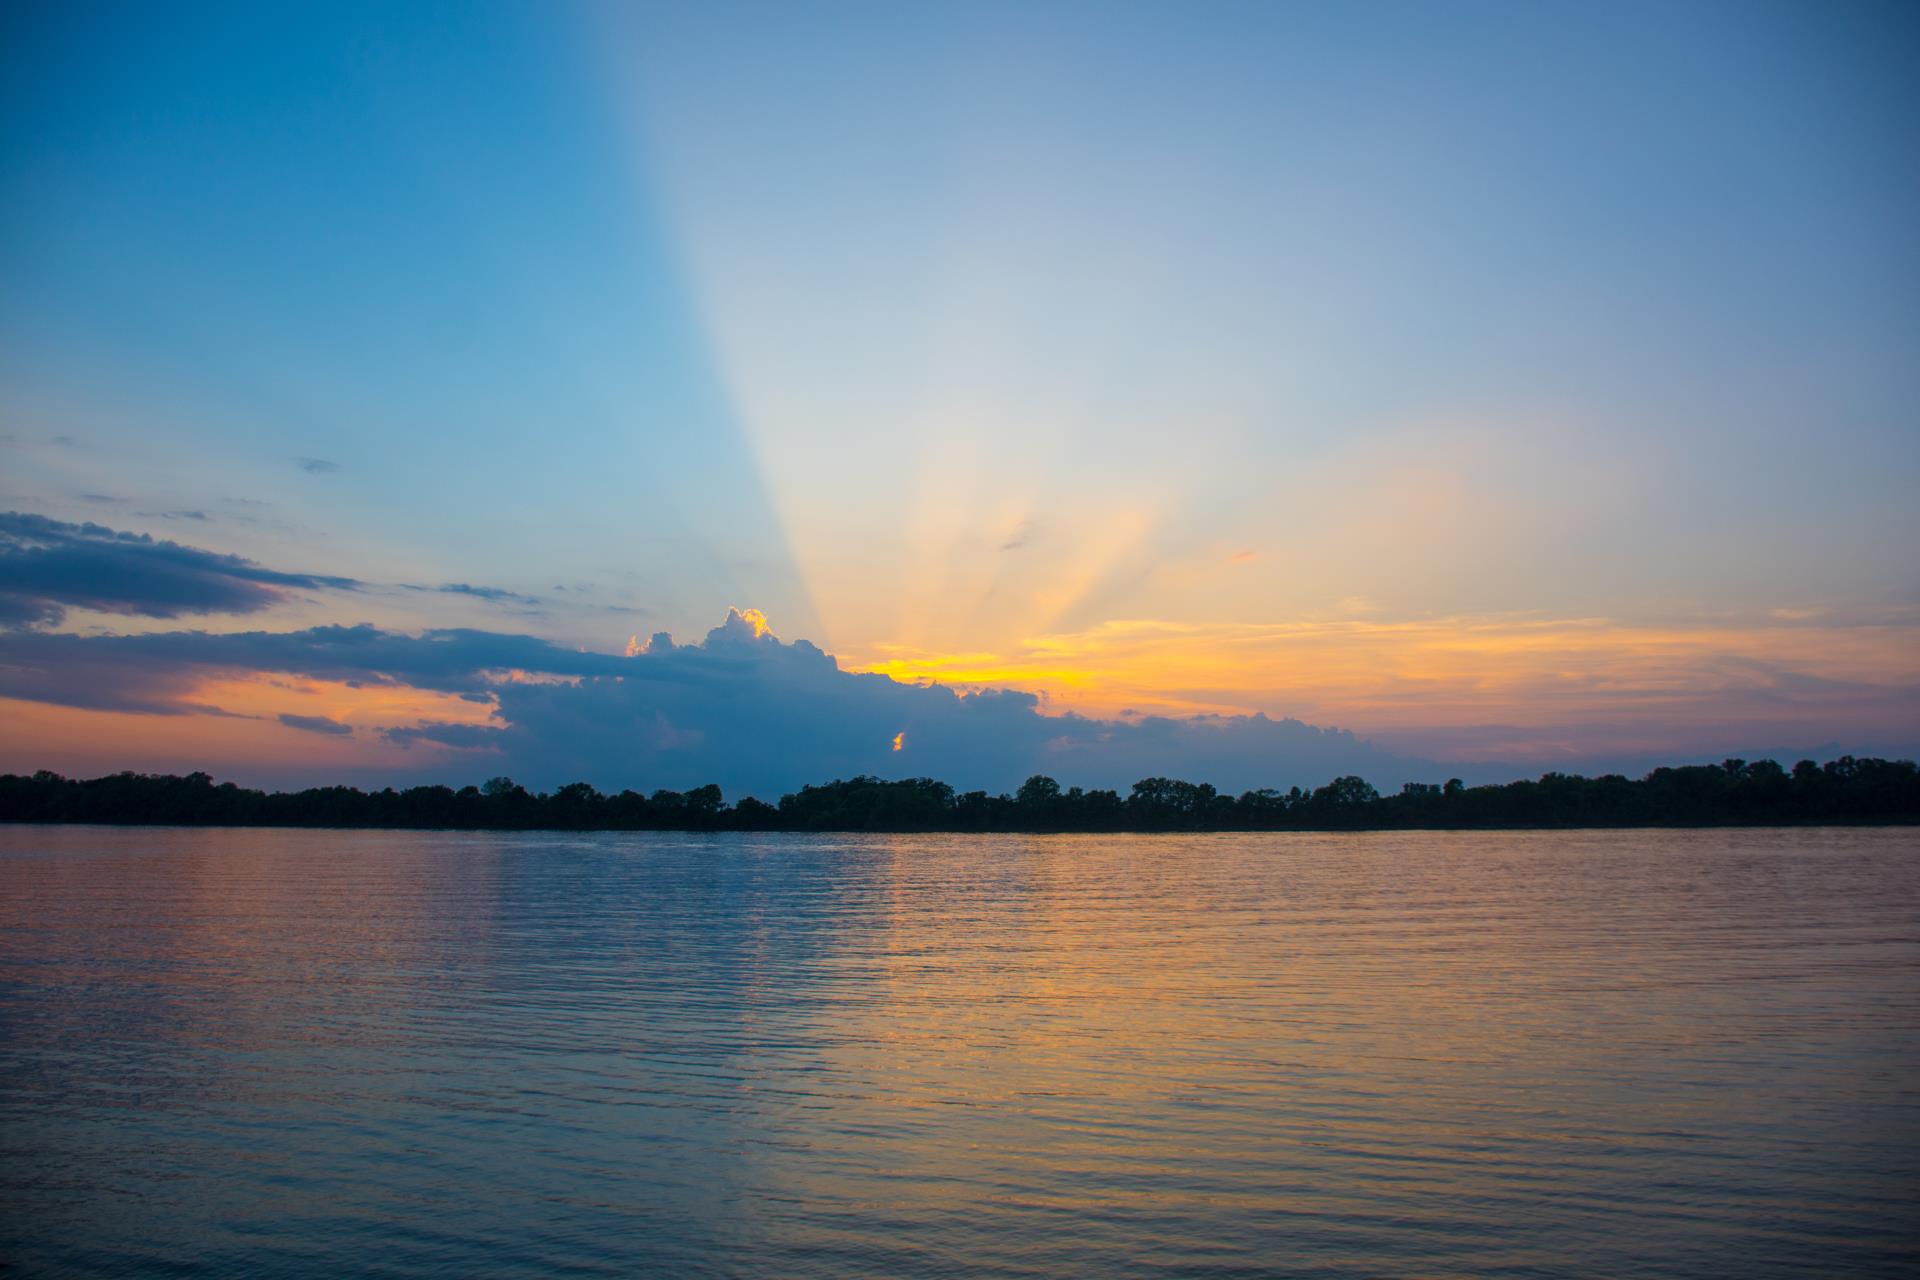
[{"x1": 410, "y1": 582, "x2": 544, "y2": 606}]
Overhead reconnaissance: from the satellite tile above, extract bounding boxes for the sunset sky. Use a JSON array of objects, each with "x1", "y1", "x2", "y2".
[{"x1": 2, "y1": 2, "x2": 1916, "y2": 794}]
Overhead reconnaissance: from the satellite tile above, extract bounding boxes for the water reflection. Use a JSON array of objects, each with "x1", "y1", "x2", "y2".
[{"x1": 2, "y1": 827, "x2": 1916, "y2": 1276}]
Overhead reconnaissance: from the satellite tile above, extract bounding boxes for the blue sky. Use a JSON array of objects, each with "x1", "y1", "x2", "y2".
[{"x1": 2, "y1": 1, "x2": 1916, "y2": 790}]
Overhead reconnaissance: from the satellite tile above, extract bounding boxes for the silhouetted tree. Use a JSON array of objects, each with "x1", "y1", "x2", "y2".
[{"x1": 1, "y1": 756, "x2": 1915, "y2": 832}]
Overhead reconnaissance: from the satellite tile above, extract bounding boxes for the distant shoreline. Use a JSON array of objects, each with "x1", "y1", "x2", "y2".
[
  {"x1": 5, "y1": 757, "x2": 1916, "y2": 833},
  {"x1": 4, "y1": 821, "x2": 1915, "y2": 836}
]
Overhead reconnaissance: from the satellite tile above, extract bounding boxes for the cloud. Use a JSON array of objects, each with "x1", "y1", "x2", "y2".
[
  {"x1": 0, "y1": 607, "x2": 1432, "y2": 795},
  {"x1": 463, "y1": 611, "x2": 1433, "y2": 794},
  {"x1": 5, "y1": 527, "x2": 1910, "y2": 789},
  {"x1": 426, "y1": 582, "x2": 543, "y2": 605},
  {"x1": 0, "y1": 511, "x2": 362, "y2": 629},
  {"x1": 0, "y1": 595, "x2": 65, "y2": 630},
  {"x1": 0, "y1": 620, "x2": 626, "y2": 712},
  {"x1": 297, "y1": 457, "x2": 339, "y2": 474},
  {"x1": 383, "y1": 721, "x2": 504, "y2": 750},
  {"x1": 278, "y1": 712, "x2": 352, "y2": 736}
]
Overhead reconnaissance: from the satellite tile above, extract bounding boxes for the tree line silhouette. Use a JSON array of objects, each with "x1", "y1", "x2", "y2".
[{"x1": 2, "y1": 756, "x2": 1915, "y2": 831}]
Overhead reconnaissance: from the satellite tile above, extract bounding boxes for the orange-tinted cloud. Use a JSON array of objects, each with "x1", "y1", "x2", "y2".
[{"x1": 852, "y1": 610, "x2": 1920, "y2": 760}]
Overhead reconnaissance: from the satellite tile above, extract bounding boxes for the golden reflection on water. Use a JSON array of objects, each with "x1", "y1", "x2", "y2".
[{"x1": 2, "y1": 826, "x2": 1916, "y2": 1277}]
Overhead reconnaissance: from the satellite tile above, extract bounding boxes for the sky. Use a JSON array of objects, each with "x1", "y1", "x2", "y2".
[{"x1": 2, "y1": 1, "x2": 1916, "y2": 797}]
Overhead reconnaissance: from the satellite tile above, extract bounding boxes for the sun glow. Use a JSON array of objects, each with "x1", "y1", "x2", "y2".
[{"x1": 848, "y1": 611, "x2": 1920, "y2": 759}]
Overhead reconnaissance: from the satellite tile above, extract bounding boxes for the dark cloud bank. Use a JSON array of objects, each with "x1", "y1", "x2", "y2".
[
  {"x1": 0, "y1": 600, "x2": 1426, "y2": 796},
  {"x1": 464, "y1": 611, "x2": 1428, "y2": 796}
]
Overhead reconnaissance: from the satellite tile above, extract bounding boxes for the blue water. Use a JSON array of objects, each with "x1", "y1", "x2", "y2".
[{"x1": 2, "y1": 826, "x2": 1916, "y2": 1277}]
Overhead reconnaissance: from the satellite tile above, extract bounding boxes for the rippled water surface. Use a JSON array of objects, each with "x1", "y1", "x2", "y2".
[{"x1": 2, "y1": 826, "x2": 1916, "y2": 1277}]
